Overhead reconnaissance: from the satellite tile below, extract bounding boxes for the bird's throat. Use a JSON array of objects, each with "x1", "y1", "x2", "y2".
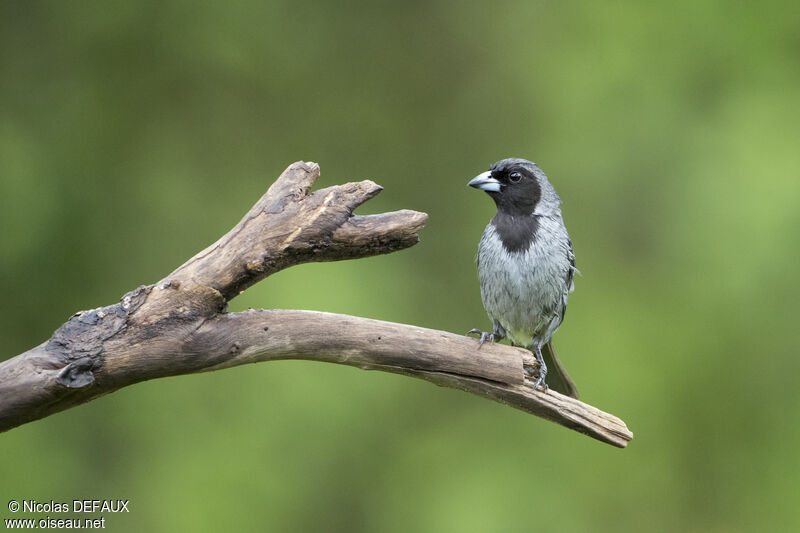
[{"x1": 490, "y1": 212, "x2": 539, "y2": 253}]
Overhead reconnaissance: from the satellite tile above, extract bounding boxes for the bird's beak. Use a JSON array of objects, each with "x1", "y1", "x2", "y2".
[{"x1": 468, "y1": 171, "x2": 502, "y2": 192}]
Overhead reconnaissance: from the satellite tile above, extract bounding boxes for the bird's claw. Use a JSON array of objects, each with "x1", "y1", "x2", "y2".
[
  {"x1": 524, "y1": 363, "x2": 549, "y2": 392},
  {"x1": 467, "y1": 328, "x2": 494, "y2": 345},
  {"x1": 533, "y1": 375, "x2": 549, "y2": 392}
]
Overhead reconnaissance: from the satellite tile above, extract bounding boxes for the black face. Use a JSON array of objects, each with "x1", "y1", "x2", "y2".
[{"x1": 487, "y1": 159, "x2": 542, "y2": 217}]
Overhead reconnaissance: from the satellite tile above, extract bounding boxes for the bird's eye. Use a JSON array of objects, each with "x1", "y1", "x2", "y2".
[{"x1": 509, "y1": 172, "x2": 522, "y2": 183}]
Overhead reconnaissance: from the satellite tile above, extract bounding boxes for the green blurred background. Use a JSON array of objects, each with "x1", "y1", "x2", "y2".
[{"x1": 2, "y1": 1, "x2": 799, "y2": 531}]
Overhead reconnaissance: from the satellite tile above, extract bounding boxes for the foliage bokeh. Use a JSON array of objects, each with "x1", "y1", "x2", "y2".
[{"x1": 2, "y1": 1, "x2": 799, "y2": 531}]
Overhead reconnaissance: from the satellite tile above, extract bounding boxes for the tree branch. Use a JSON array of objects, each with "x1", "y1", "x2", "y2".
[{"x1": 0, "y1": 161, "x2": 632, "y2": 447}]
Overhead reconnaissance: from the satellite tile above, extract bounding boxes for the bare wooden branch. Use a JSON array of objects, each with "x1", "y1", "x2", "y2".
[
  {"x1": 169, "y1": 162, "x2": 426, "y2": 299},
  {"x1": 0, "y1": 161, "x2": 632, "y2": 447}
]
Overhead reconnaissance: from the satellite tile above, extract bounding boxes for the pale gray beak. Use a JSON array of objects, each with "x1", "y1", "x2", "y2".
[{"x1": 468, "y1": 171, "x2": 501, "y2": 192}]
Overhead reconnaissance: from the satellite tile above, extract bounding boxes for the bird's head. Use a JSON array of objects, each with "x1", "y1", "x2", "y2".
[{"x1": 468, "y1": 158, "x2": 562, "y2": 216}]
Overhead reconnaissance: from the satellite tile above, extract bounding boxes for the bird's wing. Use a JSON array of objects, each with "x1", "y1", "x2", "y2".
[
  {"x1": 566, "y1": 237, "x2": 576, "y2": 293},
  {"x1": 559, "y1": 238, "x2": 576, "y2": 324}
]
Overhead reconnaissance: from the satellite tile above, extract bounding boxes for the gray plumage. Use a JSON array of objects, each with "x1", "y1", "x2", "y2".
[{"x1": 468, "y1": 158, "x2": 578, "y2": 398}]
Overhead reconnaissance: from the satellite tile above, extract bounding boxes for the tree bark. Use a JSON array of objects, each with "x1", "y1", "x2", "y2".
[{"x1": 0, "y1": 161, "x2": 632, "y2": 447}]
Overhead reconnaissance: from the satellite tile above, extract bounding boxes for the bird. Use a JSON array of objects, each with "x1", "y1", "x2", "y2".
[{"x1": 467, "y1": 158, "x2": 579, "y2": 398}]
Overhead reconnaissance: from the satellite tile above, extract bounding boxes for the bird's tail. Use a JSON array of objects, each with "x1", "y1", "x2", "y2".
[{"x1": 541, "y1": 341, "x2": 579, "y2": 399}]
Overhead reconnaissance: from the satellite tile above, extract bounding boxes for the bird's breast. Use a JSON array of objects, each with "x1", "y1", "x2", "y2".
[{"x1": 476, "y1": 219, "x2": 570, "y2": 340}]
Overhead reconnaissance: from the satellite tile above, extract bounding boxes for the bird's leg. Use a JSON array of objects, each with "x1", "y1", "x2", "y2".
[
  {"x1": 492, "y1": 322, "x2": 506, "y2": 341},
  {"x1": 531, "y1": 342, "x2": 549, "y2": 392},
  {"x1": 467, "y1": 322, "x2": 505, "y2": 346}
]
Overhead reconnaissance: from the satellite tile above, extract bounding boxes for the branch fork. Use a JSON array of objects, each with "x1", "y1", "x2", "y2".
[{"x1": 0, "y1": 161, "x2": 632, "y2": 447}]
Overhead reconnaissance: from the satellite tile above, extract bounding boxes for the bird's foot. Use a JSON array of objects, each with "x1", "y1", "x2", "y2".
[
  {"x1": 467, "y1": 328, "x2": 494, "y2": 345},
  {"x1": 533, "y1": 374, "x2": 549, "y2": 393},
  {"x1": 523, "y1": 362, "x2": 550, "y2": 392},
  {"x1": 530, "y1": 345, "x2": 549, "y2": 393}
]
